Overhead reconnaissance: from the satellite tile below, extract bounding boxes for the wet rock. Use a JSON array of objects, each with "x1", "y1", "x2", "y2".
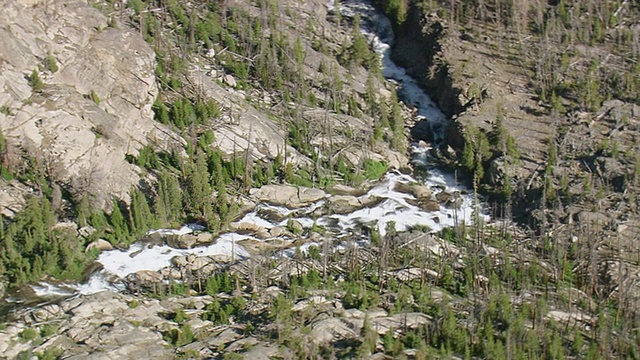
[
  {"x1": 394, "y1": 182, "x2": 432, "y2": 200},
  {"x1": 85, "y1": 239, "x2": 113, "y2": 253},
  {"x1": 230, "y1": 221, "x2": 263, "y2": 234},
  {"x1": 407, "y1": 198, "x2": 441, "y2": 212},
  {"x1": 166, "y1": 234, "x2": 197, "y2": 249},
  {"x1": 257, "y1": 207, "x2": 289, "y2": 222},
  {"x1": 435, "y1": 191, "x2": 463, "y2": 209}
]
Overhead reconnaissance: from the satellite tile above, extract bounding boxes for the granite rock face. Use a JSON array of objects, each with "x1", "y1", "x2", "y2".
[{"x1": 0, "y1": 0, "x2": 179, "y2": 210}]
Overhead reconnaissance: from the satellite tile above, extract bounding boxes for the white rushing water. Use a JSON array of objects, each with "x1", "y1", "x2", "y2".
[{"x1": 30, "y1": 0, "x2": 486, "y2": 298}]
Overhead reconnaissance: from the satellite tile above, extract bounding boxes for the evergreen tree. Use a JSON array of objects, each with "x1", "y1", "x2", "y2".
[
  {"x1": 154, "y1": 170, "x2": 183, "y2": 226},
  {"x1": 109, "y1": 198, "x2": 130, "y2": 244},
  {"x1": 185, "y1": 150, "x2": 214, "y2": 224},
  {"x1": 129, "y1": 188, "x2": 156, "y2": 236}
]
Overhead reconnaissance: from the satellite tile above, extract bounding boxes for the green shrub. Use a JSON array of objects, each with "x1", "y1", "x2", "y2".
[
  {"x1": 363, "y1": 160, "x2": 387, "y2": 180},
  {"x1": 20, "y1": 328, "x2": 38, "y2": 342},
  {"x1": 45, "y1": 53, "x2": 58, "y2": 73},
  {"x1": 39, "y1": 324, "x2": 58, "y2": 337},
  {"x1": 28, "y1": 70, "x2": 44, "y2": 92}
]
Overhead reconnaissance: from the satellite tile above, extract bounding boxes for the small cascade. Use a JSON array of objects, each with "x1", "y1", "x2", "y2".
[{"x1": 23, "y1": 0, "x2": 487, "y2": 300}]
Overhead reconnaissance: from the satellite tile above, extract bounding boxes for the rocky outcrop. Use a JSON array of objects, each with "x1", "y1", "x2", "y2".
[
  {"x1": 249, "y1": 184, "x2": 326, "y2": 208},
  {"x1": 0, "y1": 0, "x2": 180, "y2": 210}
]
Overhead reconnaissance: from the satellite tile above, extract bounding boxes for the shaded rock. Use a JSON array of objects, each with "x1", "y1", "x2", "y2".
[
  {"x1": 224, "y1": 336, "x2": 260, "y2": 353},
  {"x1": 203, "y1": 327, "x2": 244, "y2": 348},
  {"x1": 230, "y1": 221, "x2": 265, "y2": 234},
  {"x1": 31, "y1": 304, "x2": 62, "y2": 323},
  {"x1": 242, "y1": 344, "x2": 284, "y2": 360},
  {"x1": 596, "y1": 156, "x2": 626, "y2": 192},
  {"x1": 435, "y1": 191, "x2": 463, "y2": 209},
  {"x1": 407, "y1": 198, "x2": 441, "y2": 212},
  {"x1": 576, "y1": 211, "x2": 609, "y2": 226},
  {"x1": 166, "y1": 234, "x2": 197, "y2": 249},
  {"x1": 237, "y1": 238, "x2": 281, "y2": 255},
  {"x1": 126, "y1": 270, "x2": 164, "y2": 289},
  {"x1": 178, "y1": 341, "x2": 215, "y2": 359}
]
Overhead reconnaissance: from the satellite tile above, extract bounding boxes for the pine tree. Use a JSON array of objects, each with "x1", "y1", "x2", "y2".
[
  {"x1": 154, "y1": 170, "x2": 183, "y2": 226},
  {"x1": 129, "y1": 188, "x2": 155, "y2": 236},
  {"x1": 185, "y1": 150, "x2": 213, "y2": 223},
  {"x1": 109, "y1": 198, "x2": 130, "y2": 244},
  {"x1": 76, "y1": 195, "x2": 91, "y2": 227}
]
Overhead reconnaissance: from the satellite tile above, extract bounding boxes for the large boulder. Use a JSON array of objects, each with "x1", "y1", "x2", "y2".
[
  {"x1": 326, "y1": 195, "x2": 363, "y2": 214},
  {"x1": 166, "y1": 234, "x2": 198, "y2": 249},
  {"x1": 85, "y1": 239, "x2": 113, "y2": 253},
  {"x1": 394, "y1": 182, "x2": 432, "y2": 200},
  {"x1": 249, "y1": 184, "x2": 326, "y2": 208}
]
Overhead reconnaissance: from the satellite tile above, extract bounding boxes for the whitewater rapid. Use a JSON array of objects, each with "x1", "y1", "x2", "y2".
[{"x1": 29, "y1": 0, "x2": 486, "y2": 298}]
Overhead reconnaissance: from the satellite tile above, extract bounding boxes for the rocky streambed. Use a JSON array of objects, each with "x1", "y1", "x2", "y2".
[
  {"x1": 7, "y1": 0, "x2": 484, "y2": 304},
  {"x1": 0, "y1": 1, "x2": 489, "y2": 357}
]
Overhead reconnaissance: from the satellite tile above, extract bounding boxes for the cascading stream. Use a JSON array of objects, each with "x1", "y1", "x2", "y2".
[{"x1": 17, "y1": 1, "x2": 487, "y2": 301}]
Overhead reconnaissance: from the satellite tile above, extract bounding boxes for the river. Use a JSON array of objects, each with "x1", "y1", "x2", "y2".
[{"x1": 3, "y1": 0, "x2": 486, "y2": 307}]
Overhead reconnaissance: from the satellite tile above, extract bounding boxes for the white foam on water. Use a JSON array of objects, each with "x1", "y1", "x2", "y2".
[
  {"x1": 75, "y1": 274, "x2": 122, "y2": 295},
  {"x1": 238, "y1": 211, "x2": 276, "y2": 228},
  {"x1": 31, "y1": 282, "x2": 75, "y2": 297},
  {"x1": 326, "y1": 171, "x2": 481, "y2": 237},
  {"x1": 96, "y1": 234, "x2": 251, "y2": 279},
  {"x1": 147, "y1": 223, "x2": 205, "y2": 236}
]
